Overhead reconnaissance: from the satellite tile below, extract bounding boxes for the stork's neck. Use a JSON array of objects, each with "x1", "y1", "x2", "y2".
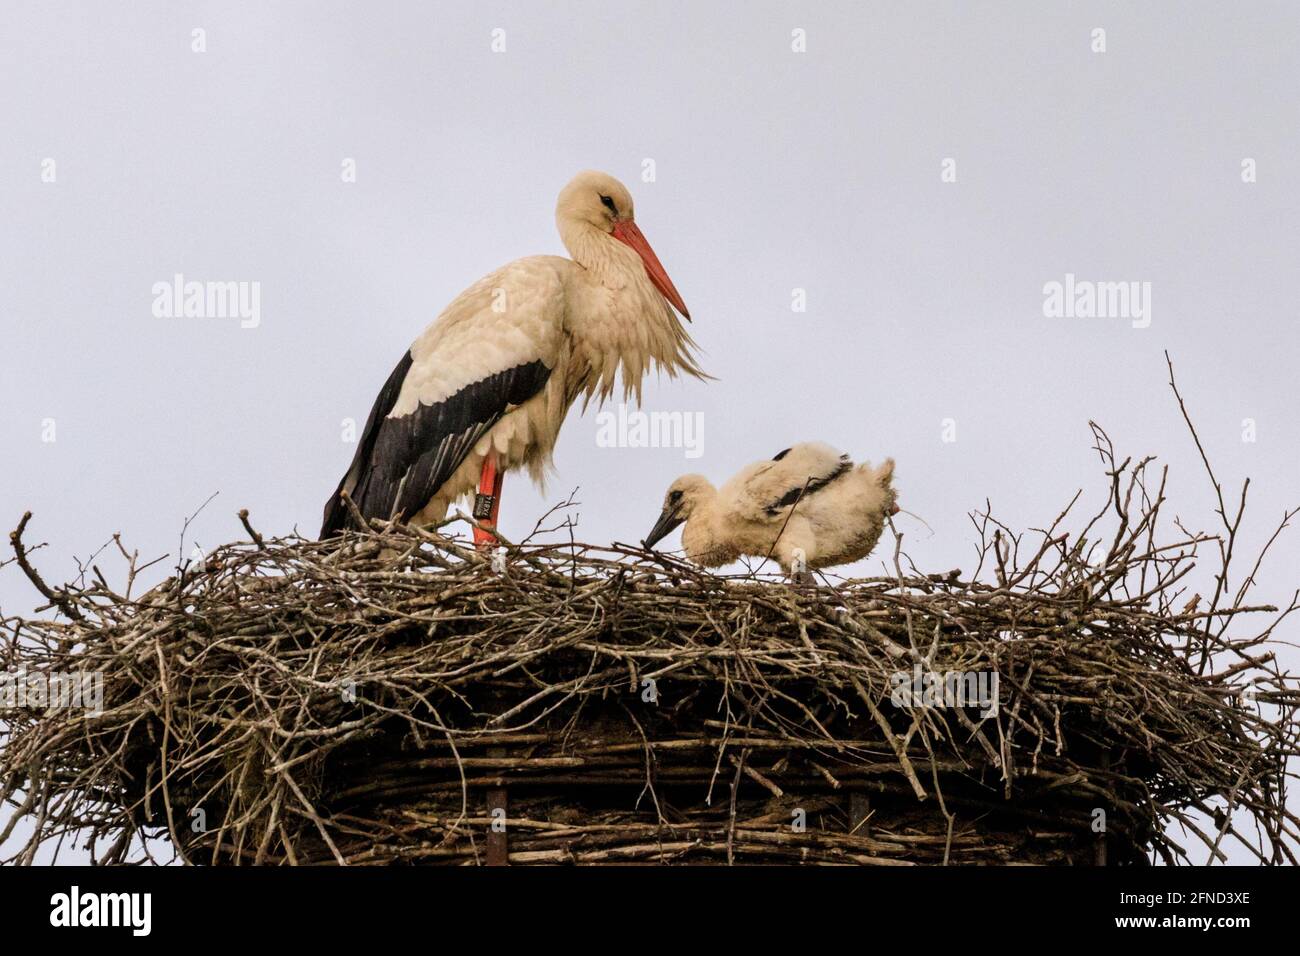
[
  {"x1": 682, "y1": 491, "x2": 736, "y2": 567},
  {"x1": 558, "y1": 220, "x2": 705, "y2": 404},
  {"x1": 559, "y1": 220, "x2": 635, "y2": 282}
]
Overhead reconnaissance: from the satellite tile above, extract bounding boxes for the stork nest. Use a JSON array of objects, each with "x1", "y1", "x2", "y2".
[{"x1": 2, "y1": 421, "x2": 1300, "y2": 866}]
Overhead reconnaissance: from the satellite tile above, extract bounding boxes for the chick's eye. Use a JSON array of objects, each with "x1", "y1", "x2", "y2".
[
  {"x1": 669, "y1": 490, "x2": 683, "y2": 504},
  {"x1": 599, "y1": 194, "x2": 618, "y2": 215}
]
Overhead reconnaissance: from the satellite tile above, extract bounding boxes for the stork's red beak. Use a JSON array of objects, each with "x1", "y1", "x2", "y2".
[{"x1": 612, "y1": 220, "x2": 691, "y2": 321}]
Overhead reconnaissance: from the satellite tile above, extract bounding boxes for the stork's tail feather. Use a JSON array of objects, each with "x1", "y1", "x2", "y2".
[{"x1": 320, "y1": 489, "x2": 349, "y2": 539}]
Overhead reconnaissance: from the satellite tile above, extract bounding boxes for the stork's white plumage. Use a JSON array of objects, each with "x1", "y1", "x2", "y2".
[
  {"x1": 643, "y1": 443, "x2": 899, "y2": 575},
  {"x1": 322, "y1": 170, "x2": 705, "y2": 538}
]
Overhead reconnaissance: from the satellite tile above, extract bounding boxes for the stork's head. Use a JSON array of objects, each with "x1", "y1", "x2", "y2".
[
  {"x1": 556, "y1": 170, "x2": 691, "y2": 320},
  {"x1": 557, "y1": 170, "x2": 636, "y2": 232},
  {"x1": 642, "y1": 474, "x2": 713, "y2": 549}
]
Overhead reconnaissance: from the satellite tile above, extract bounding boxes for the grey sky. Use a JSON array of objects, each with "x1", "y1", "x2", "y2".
[{"x1": 2, "y1": 0, "x2": 1296, "y2": 864}]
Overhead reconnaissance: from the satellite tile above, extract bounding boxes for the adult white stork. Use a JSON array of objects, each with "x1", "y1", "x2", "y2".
[
  {"x1": 643, "y1": 443, "x2": 900, "y2": 578},
  {"x1": 321, "y1": 170, "x2": 705, "y2": 541}
]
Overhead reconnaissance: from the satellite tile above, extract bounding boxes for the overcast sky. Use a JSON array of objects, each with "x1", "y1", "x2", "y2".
[{"x1": 2, "y1": 0, "x2": 1297, "y2": 865}]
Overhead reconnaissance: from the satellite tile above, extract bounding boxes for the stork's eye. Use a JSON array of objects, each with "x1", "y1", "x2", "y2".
[
  {"x1": 669, "y1": 490, "x2": 683, "y2": 504},
  {"x1": 599, "y1": 194, "x2": 618, "y2": 215}
]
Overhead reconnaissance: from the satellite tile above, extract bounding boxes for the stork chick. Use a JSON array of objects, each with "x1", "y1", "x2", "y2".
[{"x1": 643, "y1": 443, "x2": 899, "y2": 578}]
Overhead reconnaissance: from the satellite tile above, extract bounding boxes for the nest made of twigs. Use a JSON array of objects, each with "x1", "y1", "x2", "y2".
[{"x1": 3, "y1": 418, "x2": 1299, "y2": 866}]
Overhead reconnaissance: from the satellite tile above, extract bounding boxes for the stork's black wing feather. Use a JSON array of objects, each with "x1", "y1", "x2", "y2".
[
  {"x1": 321, "y1": 356, "x2": 550, "y2": 537},
  {"x1": 762, "y1": 454, "x2": 852, "y2": 517},
  {"x1": 321, "y1": 351, "x2": 414, "y2": 537}
]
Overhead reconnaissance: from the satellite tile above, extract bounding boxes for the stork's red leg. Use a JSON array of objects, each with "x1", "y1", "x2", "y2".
[
  {"x1": 490, "y1": 466, "x2": 504, "y2": 525},
  {"x1": 472, "y1": 455, "x2": 503, "y2": 548}
]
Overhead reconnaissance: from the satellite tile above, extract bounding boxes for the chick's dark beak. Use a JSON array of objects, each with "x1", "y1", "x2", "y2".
[{"x1": 642, "y1": 505, "x2": 685, "y2": 550}]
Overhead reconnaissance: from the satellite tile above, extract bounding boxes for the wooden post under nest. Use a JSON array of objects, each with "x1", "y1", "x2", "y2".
[
  {"x1": 850, "y1": 792, "x2": 872, "y2": 839},
  {"x1": 1093, "y1": 749, "x2": 1110, "y2": 867},
  {"x1": 486, "y1": 746, "x2": 508, "y2": 866}
]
